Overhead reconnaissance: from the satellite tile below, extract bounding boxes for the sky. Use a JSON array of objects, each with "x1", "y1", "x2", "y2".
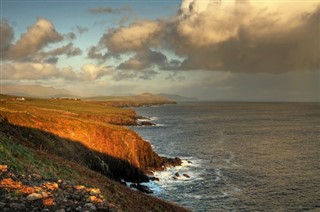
[{"x1": 0, "y1": 0, "x2": 319, "y2": 101}]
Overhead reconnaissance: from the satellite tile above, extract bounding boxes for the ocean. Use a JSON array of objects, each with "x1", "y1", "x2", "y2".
[{"x1": 132, "y1": 102, "x2": 320, "y2": 211}]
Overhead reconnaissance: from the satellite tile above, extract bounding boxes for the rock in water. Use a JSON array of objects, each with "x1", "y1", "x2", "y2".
[
  {"x1": 137, "y1": 184, "x2": 153, "y2": 194},
  {"x1": 139, "y1": 121, "x2": 155, "y2": 126},
  {"x1": 130, "y1": 184, "x2": 153, "y2": 194},
  {"x1": 183, "y1": 174, "x2": 190, "y2": 178},
  {"x1": 149, "y1": 176, "x2": 160, "y2": 181}
]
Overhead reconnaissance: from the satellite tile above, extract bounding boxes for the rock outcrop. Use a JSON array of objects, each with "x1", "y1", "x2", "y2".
[{"x1": 0, "y1": 165, "x2": 115, "y2": 211}]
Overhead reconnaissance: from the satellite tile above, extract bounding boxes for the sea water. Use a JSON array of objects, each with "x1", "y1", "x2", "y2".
[{"x1": 132, "y1": 102, "x2": 320, "y2": 211}]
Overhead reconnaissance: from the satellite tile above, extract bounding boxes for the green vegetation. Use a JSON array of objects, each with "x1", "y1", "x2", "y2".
[
  {"x1": 0, "y1": 131, "x2": 80, "y2": 180},
  {"x1": 0, "y1": 94, "x2": 17, "y2": 100}
]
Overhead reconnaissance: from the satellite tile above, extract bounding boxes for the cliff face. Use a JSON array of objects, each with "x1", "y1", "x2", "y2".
[{"x1": 0, "y1": 98, "x2": 180, "y2": 183}]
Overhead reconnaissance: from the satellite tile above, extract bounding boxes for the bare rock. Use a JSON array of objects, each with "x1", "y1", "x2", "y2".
[
  {"x1": 27, "y1": 193, "x2": 43, "y2": 201},
  {"x1": 0, "y1": 165, "x2": 8, "y2": 172},
  {"x1": 90, "y1": 188, "x2": 101, "y2": 195},
  {"x1": 87, "y1": 195, "x2": 102, "y2": 203},
  {"x1": 41, "y1": 192, "x2": 49, "y2": 198},
  {"x1": 74, "y1": 185, "x2": 85, "y2": 190},
  {"x1": 84, "y1": 203, "x2": 97, "y2": 211}
]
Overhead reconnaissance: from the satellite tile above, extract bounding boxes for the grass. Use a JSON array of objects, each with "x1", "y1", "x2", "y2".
[
  {"x1": 3, "y1": 98, "x2": 136, "y2": 115},
  {"x1": 0, "y1": 131, "x2": 80, "y2": 180},
  {"x1": 0, "y1": 97, "x2": 139, "y2": 128}
]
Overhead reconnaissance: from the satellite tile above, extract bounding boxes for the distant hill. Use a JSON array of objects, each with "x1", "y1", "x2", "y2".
[
  {"x1": 1, "y1": 85, "x2": 76, "y2": 98},
  {"x1": 158, "y1": 93, "x2": 198, "y2": 102},
  {"x1": 0, "y1": 94, "x2": 18, "y2": 100},
  {"x1": 85, "y1": 93, "x2": 169, "y2": 102}
]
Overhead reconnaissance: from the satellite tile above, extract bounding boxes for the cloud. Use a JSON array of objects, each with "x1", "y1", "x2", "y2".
[
  {"x1": 117, "y1": 49, "x2": 167, "y2": 70},
  {"x1": 2, "y1": 62, "x2": 61, "y2": 80},
  {"x1": 63, "y1": 32, "x2": 76, "y2": 40},
  {"x1": 165, "y1": 72, "x2": 186, "y2": 82},
  {"x1": 139, "y1": 70, "x2": 159, "y2": 80},
  {"x1": 1, "y1": 62, "x2": 110, "y2": 81},
  {"x1": 39, "y1": 43, "x2": 82, "y2": 58},
  {"x1": 96, "y1": 0, "x2": 319, "y2": 74},
  {"x1": 197, "y1": 71, "x2": 320, "y2": 101},
  {"x1": 44, "y1": 57, "x2": 59, "y2": 64},
  {"x1": 1, "y1": 19, "x2": 82, "y2": 64},
  {"x1": 79, "y1": 63, "x2": 110, "y2": 80},
  {"x1": 99, "y1": 20, "x2": 164, "y2": 54},
  {"x1": 172, "y1": 0, "x2": 320, "y2": 73},
  {"x1": 87, "y1": 46, "x2": 111, "y2": 63},
  {"x1": 88, "y1": 6, "x2": 132, "y2": 14},
  {"x1": 0, "y1": 21, "x2": 14, "y2": 58},
  {"x1": 4, "y1": 18, "x2": 63, "y2": 60},
  {"x1": 112, "y1": 69, "x2": 159, "y2": 81},
  {"x1": 73, "y1": 25, "x2": 88, "y2": 34}
]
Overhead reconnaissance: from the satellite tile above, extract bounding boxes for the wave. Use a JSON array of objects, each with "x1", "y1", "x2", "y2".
[
  {"x1": 143, "y1": 158, "x2": 205, "y2": 194},
  {"x1": 137, "y1": 118, "x2": 151, "y2": 122},
  {"x1": 149, "y1": 116, "x2": 159, "y2": 121}
]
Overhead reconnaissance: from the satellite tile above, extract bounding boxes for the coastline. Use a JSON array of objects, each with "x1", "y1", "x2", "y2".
[{"x1": 0, "y1": 95, "x2": 187, "y2": 211}]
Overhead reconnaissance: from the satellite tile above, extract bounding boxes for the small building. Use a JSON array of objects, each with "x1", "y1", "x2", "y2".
[{"x1": 16, "y1": 97, "x2": 25, "y2": 101}]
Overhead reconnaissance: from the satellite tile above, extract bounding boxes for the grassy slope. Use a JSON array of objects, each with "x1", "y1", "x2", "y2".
[{"x1": 0, "y1": 96, "x2": 187, "y2": 211}]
